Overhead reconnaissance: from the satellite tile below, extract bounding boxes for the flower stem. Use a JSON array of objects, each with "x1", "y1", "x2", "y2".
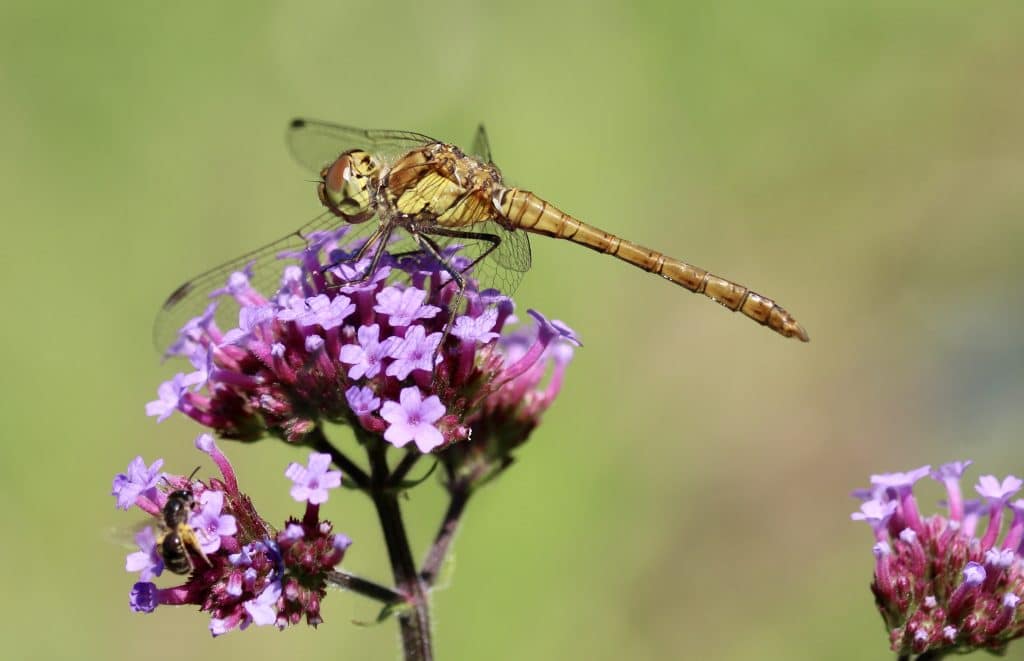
[
  {"x1": 325, "y1": 570, "x2": 403, "y2": 604},
  {"x1": 389, "y1": 449, "x2": 422, "y2": 485},
  {"x1": 368, "y1": 442, "x2": 433, "y2": 661},
  {"x1": 420, "y1": 483, "x2": 470, "y2": 586}
]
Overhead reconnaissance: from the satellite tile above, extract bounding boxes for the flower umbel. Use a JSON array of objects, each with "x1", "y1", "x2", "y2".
[
  {"x1": 148, "y1": 228, "x2": 579, "y2": 454},
  {"x1": 136, "y1": 223, "x2": 578, "y2": 653},
  {"x1": 852, "y1": 461, "x2": 1024, "y2": 656},
  {"x1": 115, "y1": 436, "x2": 351, "y2": 635}
]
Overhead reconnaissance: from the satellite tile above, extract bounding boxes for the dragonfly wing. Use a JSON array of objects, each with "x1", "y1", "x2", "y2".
[
  {"x1": 287, "y1": 119, "x2": 437, "y2": 173},
  {"x1": 152, "y1": 212, "x2": 382, "y2": 356},
  {"x1": 489, "y1": 221, "x2": 531, "y2": 274},
  {"x1": 470, "y1": 123, "x2": 493, "y2": 164},
  {"x1": 418, "y1": 220, "x2": 531, "y2": 297}
]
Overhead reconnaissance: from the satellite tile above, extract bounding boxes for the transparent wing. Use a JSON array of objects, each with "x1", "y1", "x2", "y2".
[
  {"x1": 287, "y1": 118, "x2": 438, "y2": 173},
  {"x1": 152, "y1": 212, "x2": 382, "y2": 355},
  {"x1": 470, "y1": 123, "x2": 493, "y2": 164},
  {"x1": 107, "y1": 520, "x2": 160, "y2": 550},
  {"x1": 414, "y1": 220, "x2": 532, "y2": 296},
  {"x1": 155, "y1": 217, "x2": 531, "y2": 357}
]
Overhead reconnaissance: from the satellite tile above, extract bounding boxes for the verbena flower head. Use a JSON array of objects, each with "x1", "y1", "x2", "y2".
[
  {"x1": 440, "y1": 309, "x2": 578, "y2": 486},
  {"x1": 149, "y1": 227, "x2": 579, "y2": 454},
  {"x1": 851, "y1": 460, "x2": 1024, "y2": 656},
  {"x1": 113, "y1": 435, "x2": 350, "y2": 635}
]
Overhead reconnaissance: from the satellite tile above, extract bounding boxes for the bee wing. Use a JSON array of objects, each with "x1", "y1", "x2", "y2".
[{"x1": 106, "y1": 520, "x2": 162, "y2": 550}]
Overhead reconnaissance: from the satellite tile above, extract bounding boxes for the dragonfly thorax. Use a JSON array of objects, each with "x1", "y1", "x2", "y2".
[
  {"x1": 318, "y1": 149, "x2": 381, "y2": 223},
  {"x1": 379, "y1": 143, "x2": 506, "y2": 230}
]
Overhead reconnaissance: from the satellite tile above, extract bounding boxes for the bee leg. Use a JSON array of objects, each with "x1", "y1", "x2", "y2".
[{"x1": 179, "y1": 527, "x2": 213, "y2": 567}]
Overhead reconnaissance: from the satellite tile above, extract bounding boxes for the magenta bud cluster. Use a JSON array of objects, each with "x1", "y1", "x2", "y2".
[
  {"x1": 112, "y1": 437, "x2": 350, "y2": 636},
  {"x1": 852, "y1": 461, "x2": 1024, "y2": 655}
]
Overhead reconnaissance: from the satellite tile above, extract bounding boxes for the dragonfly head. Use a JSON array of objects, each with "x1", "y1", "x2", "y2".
[{"x1": 319, "y1": 149, "x2": 380, "y2": 223}]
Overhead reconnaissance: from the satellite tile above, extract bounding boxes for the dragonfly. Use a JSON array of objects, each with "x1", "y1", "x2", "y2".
[{"x1": 154, "y1": 119, "x2": 808, "y2": 353}]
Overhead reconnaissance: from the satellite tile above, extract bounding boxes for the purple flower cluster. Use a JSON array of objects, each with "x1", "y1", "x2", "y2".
[
  {"x1": 112, "y1": 435, "x2": 350, "y2": 635},
  {"x1": 852, "y1": 461, "x2": 1024, "y2": 655},
  {"x1": 148, "y1": 227, "x2": 579, "y2": 453},
  {"x1": 438, "y1": 310, "x2": 578, "y2": 485}
]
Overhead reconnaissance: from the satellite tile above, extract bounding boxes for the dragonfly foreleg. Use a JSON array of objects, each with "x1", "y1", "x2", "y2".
[{"x1": 321, "y1": 224, "x2": 393, "y2": 289}]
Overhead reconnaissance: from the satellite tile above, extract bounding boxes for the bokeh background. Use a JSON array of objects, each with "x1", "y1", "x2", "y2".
[{"x1": 3, "y1": 1, "x2": 1023, "y2": 659}]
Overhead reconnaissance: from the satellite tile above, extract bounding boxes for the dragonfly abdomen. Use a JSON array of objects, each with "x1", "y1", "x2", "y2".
[{"x1": 499, "y1": 188, "x2": 809, "y2": 342}]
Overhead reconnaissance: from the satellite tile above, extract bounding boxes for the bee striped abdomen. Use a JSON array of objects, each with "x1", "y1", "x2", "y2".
[{"x1": 160, "y1": 530, "x2": 193, "y2": 574}]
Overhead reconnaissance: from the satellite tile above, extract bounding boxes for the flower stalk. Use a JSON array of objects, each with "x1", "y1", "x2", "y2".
[{"x1": 125, "y1": 228, "x2": 577, "y2": 658}]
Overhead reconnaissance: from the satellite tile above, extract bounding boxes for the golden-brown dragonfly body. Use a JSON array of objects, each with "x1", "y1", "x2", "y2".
[
  {"x1": 324, "y1": 139, "x2": 808, "y2": 342},
  {"x1": 154, "y1": 120, "x2": 807, "y2": 353},
  {"x1": 494, "y1": 187, "x2": 808, "y2": 341}
]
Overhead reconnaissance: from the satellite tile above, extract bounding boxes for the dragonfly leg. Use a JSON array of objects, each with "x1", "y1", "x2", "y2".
[
  {"x1": 414, "y1": 232, "x2": 468, "y2": 385},
  {"x1": 321, "y1": 225, "x2": 393, "y2": 289},
  {"x1": 424, "y1": 228, "x2": 501, "y2": 277}
]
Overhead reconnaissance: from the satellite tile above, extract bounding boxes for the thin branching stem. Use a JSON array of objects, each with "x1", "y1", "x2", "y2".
[
  {"x1": 368, "y1": 442, "x2": 433, "y2": 661},
  {"x1": 421, "y1": 483, "x2": 470, "y2": 586},
  {"x1": 325, "y1": 570, "x2": 403, "y2": 604},
  {"x1": 309, "y1": 426, "x2": 370, "y2": 488},
  {"x1": 389, "y1": 448, "x2": 422, "y2": 486}
]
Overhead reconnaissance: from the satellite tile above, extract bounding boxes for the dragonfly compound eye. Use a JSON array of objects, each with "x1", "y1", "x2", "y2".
[{"x1": 319, "y1": 150, "x2": 376, "y2": 223}]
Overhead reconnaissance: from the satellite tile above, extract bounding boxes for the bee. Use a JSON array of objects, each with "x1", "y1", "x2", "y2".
[{"x1": 157, "y1": 470, "x2": 211, "y2": 575}]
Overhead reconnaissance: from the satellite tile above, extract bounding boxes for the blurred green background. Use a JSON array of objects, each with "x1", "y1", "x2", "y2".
[{"x1": 3, "y1": 1, "x2": 1023, "y2": 659}]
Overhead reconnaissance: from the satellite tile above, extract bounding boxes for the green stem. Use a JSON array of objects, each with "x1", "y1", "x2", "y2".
[
  {"x1": 368, "y1": 443, "x2": 433, "y2": 661},
  {"x1": 309, "y1": 426, "x2": 370, "y2": 488},
  {"x1": 420, "y1": 483, "x2": 470, "y2": 586},
  {"x1": 324, "y1": 569, "x2": 403, "y2": 604},
  {"x1": 389, "y1": 448, "x2": 422, "y2": 486}
]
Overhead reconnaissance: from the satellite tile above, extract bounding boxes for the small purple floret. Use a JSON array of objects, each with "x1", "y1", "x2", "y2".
[
  {"x1": 962, "y1": 561, "x2": 986, "y2": 586},
  {"x1": 333, "y1": 533, "x2": 352, "y2": 552},
  {"x1": 190, "y1": 490, "x2": 237, "y2": 554},
  {"x1": 932, "y1": 461, "x2": 973, "y2": 481},
  {"x1": 222, "y1": 304, "x2": 275, "y2": 345},
  {"x1": 338, "y1": 324, "x2": 398, "y2": 379},
  {"x1": 851, "y1": 499, "x2": 898, "y2": 528},
  {"x1": 975, "y1": 475, "x2": 1023, "y2": 503},
  {"x1": 385, "y1": 325, "x2": 442, "y2": 379},
  {"x1": 870, "y1": 466, "x2": 932, "y2": 492},
  {"x1": 374, "y1": 287, "x2": 440, "y2": 326},
  {"x1": 381, "y1": 387, "x2": 446, "y2": 452},
  {"x1": 451, "y1": 307, "x2": 500, "y2": 343},
  {"x1": 527, "y1": 309, "x2": 582, "y2": 346},
  {"x1": 277, "y1": 294, "x2": 355, "y2": 330},
  {"x1": 129, "y1": 582, "x2": 159, "y2": 613},
  {"x1": 244, "y1": 581, "x2": 282, "y2": 626},
  {"x1": 345, "y1": 385, "x2": 381, "y2": 416},
  {"x1": 111, "y1": 456, "x2": 164, "y2": 510},
  {"x1": 145, "y1": 373, "x2": 200, "y2": 422},
  {"x1": 125, "y1": 527, "x2": 164, "y2": 580},
  {"x1": 285, "y1": 453, "x2": 342, "y2": 505}
]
